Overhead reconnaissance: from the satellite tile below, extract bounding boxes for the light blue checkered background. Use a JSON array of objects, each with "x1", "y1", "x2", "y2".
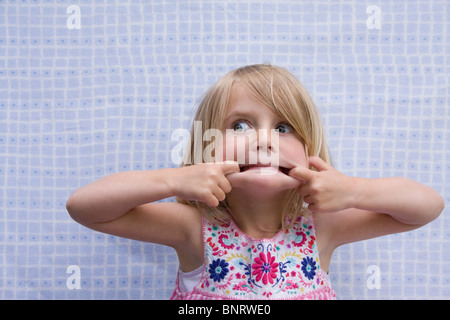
[{"x1": 0, "y1": 0, "x2": 449, "y2": 299}]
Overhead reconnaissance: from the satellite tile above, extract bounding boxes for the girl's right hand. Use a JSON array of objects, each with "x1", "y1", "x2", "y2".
[{"x1": 172, "y1": 162, "x2": 240, "y2": 207}]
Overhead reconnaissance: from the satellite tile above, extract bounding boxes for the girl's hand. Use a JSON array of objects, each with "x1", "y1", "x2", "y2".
[
  {"x1": 288, "y1": 156, "x2": 356, "y2": 213},
  {"x1": 172, "y1": 162, "x2": 240, "y2": 207}
]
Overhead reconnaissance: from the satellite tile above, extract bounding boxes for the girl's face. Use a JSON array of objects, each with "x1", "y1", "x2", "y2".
[{"x1": 219, "y1": 85, "x2": 307, "y2": 193}]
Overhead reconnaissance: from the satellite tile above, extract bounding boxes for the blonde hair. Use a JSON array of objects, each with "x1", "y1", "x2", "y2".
[{"x1": 177, "y1": 64, "x2": 331, "y2": 228}]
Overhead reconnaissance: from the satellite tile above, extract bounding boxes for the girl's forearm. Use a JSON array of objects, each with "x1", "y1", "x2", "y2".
[
  {"x1": 351, "y1": 177, "x2": 444, "y2": 225},
  {"x1": 66, "y1": 169, "x2": 177, "y2": 224}
]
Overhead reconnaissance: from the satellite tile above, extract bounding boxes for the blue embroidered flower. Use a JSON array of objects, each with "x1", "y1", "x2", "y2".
[
  {"x1": 301, "y1": 257, "x2": 317, "y2": 280},
  {"x1": 209, "y1": 258, "x2": 229, "y2": 282}
]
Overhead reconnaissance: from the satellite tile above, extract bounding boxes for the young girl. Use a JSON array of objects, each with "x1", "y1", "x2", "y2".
[{"x1": 66, "y1": 64, "x2": 444, "y2": 300}]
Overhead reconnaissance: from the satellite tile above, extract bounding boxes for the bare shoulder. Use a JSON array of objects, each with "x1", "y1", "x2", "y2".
[{"x1": 145, "y1": 202, "x2": 205, "y2": 272}]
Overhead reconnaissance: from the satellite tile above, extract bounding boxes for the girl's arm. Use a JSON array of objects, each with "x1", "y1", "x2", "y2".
[
  {"x1": 66, "y1": 163, "x2": 239, "y2": 269},
  {"x1": 289, "y1": 157, "x2": 445, "y2": 248},
  {"x1": 66, "y1": 169, "x2": 181, "y2": 226},
  {"x1": 346, "y1": 176, "x2": 444, "y2": 226}
]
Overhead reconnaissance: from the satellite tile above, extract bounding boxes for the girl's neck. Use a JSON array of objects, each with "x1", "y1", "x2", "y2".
[{"x1": 226, "y1": 190, "x2": 288, "y2": 239}]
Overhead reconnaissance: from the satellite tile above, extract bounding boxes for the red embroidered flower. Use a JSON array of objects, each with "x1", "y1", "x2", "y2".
[
  {"x1": 208, "y1": 241, "x2": 219, "y2": 255},
  {"x1": 251, "y1": 251, "x2": 279, "y2": 285},
  {"x1": 218, "y1": 234, "x2": 234, "y2": 249},
  {"x1": 292, "y1": 231, "x2": 306, "y2": 247},
  {"x1": 308, "y1": 235, "x2": 316, "y2": 249}
]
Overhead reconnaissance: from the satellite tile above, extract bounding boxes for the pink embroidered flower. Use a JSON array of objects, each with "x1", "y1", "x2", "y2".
[
  {"x1": 233, "y1": 281, "x2": 251, "y2": 293},
  {"x1": 252, "y1": 251, "x2": 279, "y2": 285},
  {"x1": 282, "y1": 279, "x2": 299, "y2": 292}
]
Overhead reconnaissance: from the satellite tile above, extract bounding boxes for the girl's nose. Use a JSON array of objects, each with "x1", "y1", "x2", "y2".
[
  {"x1": 254, "y1": 129, "x2": 279, "y2": 167},
  {"x1": 256, "y1": 129, "x2": 278, "y2": 153}
]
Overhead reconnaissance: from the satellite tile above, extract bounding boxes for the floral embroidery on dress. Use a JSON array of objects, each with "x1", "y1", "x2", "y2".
[
  {"x1": 252, "y1": 251, "x2": 279, "y2": 285},
  {"x1": 173, "y1": 215, "x2": 336, "y2": 300},
  {"x1": 301, "y1": 256, "x2": 317, "y2": 280},
  {"x1": 208, "y1": 259, "x2": 229, "y2": 282}
]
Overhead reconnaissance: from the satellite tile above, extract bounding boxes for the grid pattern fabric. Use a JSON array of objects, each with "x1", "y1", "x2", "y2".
[{"x1": 0, "y1": 0, "x2": 449, "y2": 299}]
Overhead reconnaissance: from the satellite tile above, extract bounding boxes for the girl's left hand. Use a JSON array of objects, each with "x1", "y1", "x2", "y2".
[{"x1": 288, "y1": 156, "x2": 356, "y2": 213}]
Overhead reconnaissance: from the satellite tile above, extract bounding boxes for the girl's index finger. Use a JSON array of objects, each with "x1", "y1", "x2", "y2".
[
  {"x1": 219, "y1": 161, "x2": 240, "y2": 175},
  {"x1": 308, "y1": 156, "x2": 332, "y2": 172},
  {"x1": 288, "y1": 166, "x2": 315, "y2": 183}
]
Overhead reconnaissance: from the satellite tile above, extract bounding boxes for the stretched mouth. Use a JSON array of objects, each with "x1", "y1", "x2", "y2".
[{"x1": 239, "y1": 164, "x2": 291, "y2": 175}]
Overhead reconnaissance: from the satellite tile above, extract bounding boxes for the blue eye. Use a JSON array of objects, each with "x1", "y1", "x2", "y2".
[
  {"x1": 232, "y1": 121, "x2": 251, "y2": 132},
  {"x1": 275, "y1": 123, "x2": 293, "y2": 134}
]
